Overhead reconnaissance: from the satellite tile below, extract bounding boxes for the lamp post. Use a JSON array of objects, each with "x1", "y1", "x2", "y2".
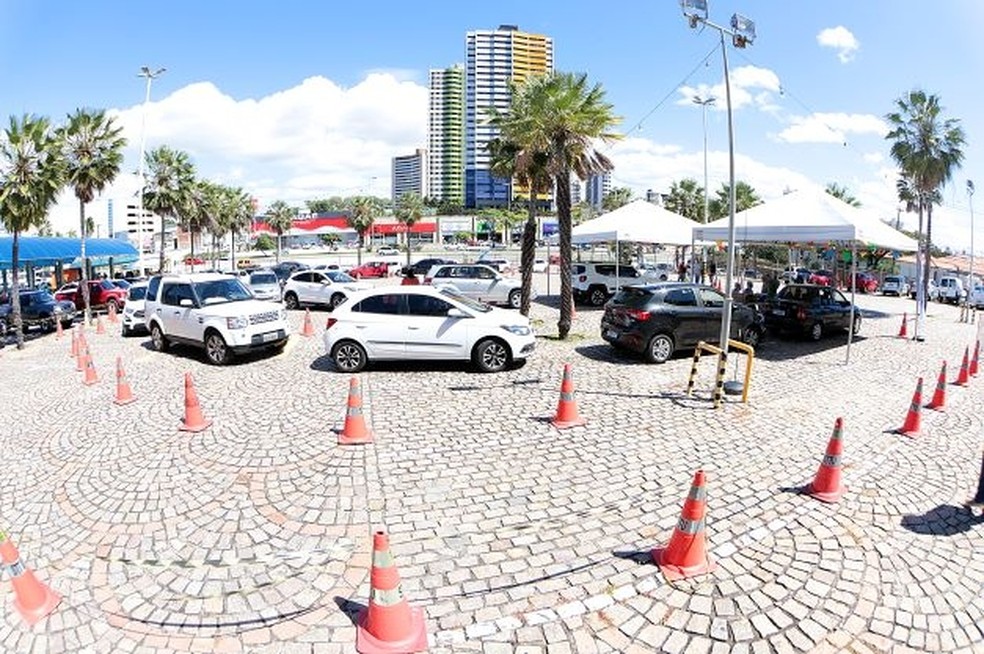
[
  {"x1": 136, "y1": 66, "x2": 165, "y2": 273},
  {"x1": 693, "y1": 95, "x2": 716, "y2": 283},
  {"x1": 968, "y1": 180, "x2": 976, "y2": 294},
  {"x1": 681, "y1": 0, "x2": 756, "y2": 370}
]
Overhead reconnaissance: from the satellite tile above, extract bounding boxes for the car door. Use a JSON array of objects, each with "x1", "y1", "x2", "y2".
[
  {"x1": 347, "y1": 293, "x2": 405, "y2": 358},
  {"x1": 696, "y1": 287, "x2": 728, "y2": 342},
  {"x1": 159, "y1": 282, "x2": 197, "y2": 341},
  {"x1": 290, "y1": 272, "x2": 314, "y2": 303},
  {"x1": 404, "y1": 293, "x2": 468, "y2": 359},
  {"x1": 447, "y1": 266, "x2": 478, "y2": 297},
  {"x1": 661, "y1": 287, "x2": 703, "y2": 347},
  {"x1": 472, "y1": 265, "x2": 500, "y2": 302},
  {"x1": 306, "y1": 271, "x2": 335, "y2": 305},
  {"x1": 830, "y1": 289, "x2": 853, "y2": 329}
]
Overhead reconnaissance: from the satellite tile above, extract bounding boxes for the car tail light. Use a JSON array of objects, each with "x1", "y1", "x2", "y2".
[
  {"x1": 423, "y1": 277, "x2": 432, "y2": 284},
  {"x1": 325, "y1": 318, "x2": 337, "y2": 329},
  {"x1": 797, "y1": 308, "x2": 806, "y2": 320},
  {"x1": 627, "y1": 309, "x2": 649, "y2": 321}
]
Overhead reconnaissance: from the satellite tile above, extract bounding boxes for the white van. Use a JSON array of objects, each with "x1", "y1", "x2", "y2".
[{"x1": 938, "y1": 276, "x2": 965, "y2": 304}]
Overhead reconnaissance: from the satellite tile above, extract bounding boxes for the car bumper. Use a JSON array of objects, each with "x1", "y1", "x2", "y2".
[
  {"x1": 228, "y1": 328, "x2": 289, "y2": 353},
  {"x1": 600, "y1": 324, "x2": 648, "y2": 353},
  {"x1": 122, "y1": 312, "x2": 147, "y2": 332}
]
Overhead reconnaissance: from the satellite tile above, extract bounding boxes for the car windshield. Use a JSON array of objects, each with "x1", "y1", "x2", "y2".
[
  {"x1": 21, "y1": 290, "x2": 51, "y2": 303},
  {"x1": 113, "y1": 280, "x2": 131, "y2": 289},
  {"x1": 99, "y1": 280, "x2": 116, "y2": 290},
  {"x1": 439, "y1": 287, "x2": 492, "y2": 313},
  {"x1": 192, "y1": 278, "x2": 253, "y2": 305},
  {"x1": 326, "y1": 271, "x2": 355, "y2": 283},
  {"x1": 611, "y1": 287, "x2": 655, "y2": 308},
  {"x1": 128, "y1": 286, "x2": 147, "y2": 301},
  {"x1": 250, "y1": 273, "x2": 277, "y2": 285}
]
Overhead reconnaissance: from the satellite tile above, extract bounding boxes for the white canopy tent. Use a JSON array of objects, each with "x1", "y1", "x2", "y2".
[
  {"x1": 693, "y1": 189, "x2": 919, "y2": 363},
  {"x1": 571, "y1": 199, "x2": 699, "y2": 245}
]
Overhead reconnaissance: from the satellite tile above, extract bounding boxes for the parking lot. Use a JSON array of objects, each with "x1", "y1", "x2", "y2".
[{"x1": 0, "y1": 280, "x2": 982, "y2": 653}]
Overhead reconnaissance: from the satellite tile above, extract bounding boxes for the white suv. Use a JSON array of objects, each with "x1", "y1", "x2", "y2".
[
  {"x1": 425, "y1": 264, "x2": 525, "y2": 308},
  {"x1": 572, "y1": 262, "x2": 642, "y2": 306},
  {"x1": 144, "y1": 273, "x2": 291, "y2": 365},
  {"x1": 282, "y1": 269, "x2": 371, "y2": 310}
]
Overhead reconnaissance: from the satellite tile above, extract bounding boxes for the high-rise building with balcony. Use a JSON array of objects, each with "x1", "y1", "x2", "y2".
[
  {"x1": 465, "y1": 24, "x2": 553, "y2": 209},
  {"x1": 392, "y1": 149, "x2": 428, "y2": 202},
  {"x1": 427, "y1": 65, "x2": 465, "y2": 208}
]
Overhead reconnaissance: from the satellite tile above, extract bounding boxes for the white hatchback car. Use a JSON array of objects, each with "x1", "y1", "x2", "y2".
[
  {"x1": 424, "y1": 263, "x2": 526, "y2": 309},
  {"x1": 282, "y1": 269, "x2": 372, "y2": 310},
  {"x1": 121, "y1": 282, "x2": 149, "y2": 337},
  {"x1": 323, "y1": 286, "x2": 536, "y2": 373}
]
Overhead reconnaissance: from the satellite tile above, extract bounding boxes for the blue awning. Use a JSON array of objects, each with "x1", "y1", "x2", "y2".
[{"x1": 0, "y1": 237, "x2": 139, "y2": 270}]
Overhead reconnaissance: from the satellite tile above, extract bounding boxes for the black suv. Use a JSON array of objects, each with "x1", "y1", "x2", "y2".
[
  {"x1": 401, "y1": 258, "x2": 456, "y2": 278},
  {"x1": 270, "y1": 261, "x2": 309, "y2": 285},
  {"x1": 600, "y1": 282, "x2": 764, "y2": 363},
  {"x1": 0, "y1": 289, "x2": 77, "y2": 335}
]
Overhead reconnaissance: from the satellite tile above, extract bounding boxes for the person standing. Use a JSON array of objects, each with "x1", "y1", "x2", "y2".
[{"x1": 709, "y1": 261, "x2": 718, "y2": 286}]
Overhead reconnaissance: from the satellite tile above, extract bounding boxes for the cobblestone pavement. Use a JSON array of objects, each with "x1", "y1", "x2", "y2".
[{"x1": 0, "y1": 283, "x2": 982, "y2": 654}]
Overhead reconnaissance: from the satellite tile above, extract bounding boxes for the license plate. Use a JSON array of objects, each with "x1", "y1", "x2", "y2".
[
  {"x1": 605, "y1": 329, "x2": 618, "y2": 340},
  {"x1": 261, "y1": 331, "x2": 280, "y2": 342},
  {"x1": 772, "y1": 309, "x2": 785, "y2": 317}
]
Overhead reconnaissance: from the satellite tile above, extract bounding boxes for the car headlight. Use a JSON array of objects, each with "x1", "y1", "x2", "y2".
[
  {"x1": 280, "y1": 308, "x2": 288, "y2": 321},
  {"x1": 501, "y1": 324, "x2": 531, "y2": 336},
  {"x1": 226, "y1": 316, "x2": 249, "y2": 329}
]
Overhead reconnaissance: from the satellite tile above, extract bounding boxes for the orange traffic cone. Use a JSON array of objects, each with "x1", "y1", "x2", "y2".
[
  {"x1": 898, "y1": 312, "x2": 908, "y2": 339},
  {"x1": 300, "y1": 309, "x2": 315, "y2": 337},
  {"x1": 954, "y1": 346, "x2": 970, "y2": 386},
  {"x1": 114, "y1": 357, "x2": 136, "y2": 405},
  {"x1": 652, "y1": 470, "x2": 716, "y2": 581},
  {"x1": 806, "y1": 418, "x2": 846, "y2": 503},
  {"x1": 70, "y1": 329, "x2": 78, "y2": 358},
  {"x1": 897, "y1": 377, "x2": 923, "y2": 438},
  {"x1": 55, "y1": 318, "x2": 63, "y2": 340},
  {"x1": 82, "y1": 352, "x2": 99, "y2": 386},
  {"x1": 108, "y1": 303, "x2": 118, "y2": 324},
  {"x1": 338, "y1": 377, "x2": 374, "y2": 445},
  {"x1": 179, "y1": 372, "x2": 212, "y2": 432},
  {"x1": 96, "y1": 316, "x2": 106, "y2": 335},
  {"x1": 356, "y1": 531, "x2": 428, "y2": 654},
  {"x1": 970, "y1": 341, "x2": 980, "y2": 377},
  {"x1": 926, "y1": 361, "x2": 947, "y2": 411},
  {"x1": 551, "y1": 363, "x2": 586, "y2": 428},
  {"x1": 0, "y1": 532, "x2": 61, "y2": 626},
  {"x1": 967, "y1": 451, "x2": 984, "y2": 509}
]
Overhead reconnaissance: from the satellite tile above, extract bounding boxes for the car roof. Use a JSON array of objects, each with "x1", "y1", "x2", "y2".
[{"x1": 155, "y1": 272, "x2": 234, "y2": 282}]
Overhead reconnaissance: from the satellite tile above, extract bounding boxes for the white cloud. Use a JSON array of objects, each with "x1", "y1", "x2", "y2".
[
  {"x1": 817, "y1": 26, "x2": 859, "y2": 63},
  {"x1": 776, "y1": 113, "x2": 889, "y2": 144},
  {"x1": 677, "y1": 65, "x2": 781, "y2": 113},
  {"x1": 863, "y1": 152, "x2": 884, "y2": 164}
]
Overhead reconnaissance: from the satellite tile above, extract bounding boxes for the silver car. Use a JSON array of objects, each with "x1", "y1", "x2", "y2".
[
  {"x1": 425, "y1": 263, "x2": 526, "y2": 309},
  {"x1": 248, "y1": 270, "x2": 282, "y2": 302}
]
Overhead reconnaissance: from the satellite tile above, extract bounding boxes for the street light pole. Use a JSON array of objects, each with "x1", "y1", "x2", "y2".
[
  {"x1": 136, "y1": 66, "x2": 166, "y2": 273},
  {"x1": 968, "y1": 180, "x2": 976, "y2": 294},
  {"x1": 693, "y1": 95, "x2": 716, "y2": 283},
  {"x1": 681, "y1": 1, "x2": 756, "y2": 374}
]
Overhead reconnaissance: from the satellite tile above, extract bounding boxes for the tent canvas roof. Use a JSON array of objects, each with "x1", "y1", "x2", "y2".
[
  {"x1": 571, "y1": 199, "x2": 699, "y2": 246},
  {"x1": 693, "y1": 189, "x2": 918, "y2": 252},
  {"x1": 0, "y1": 236, "x2": 139, "y2": 270}
]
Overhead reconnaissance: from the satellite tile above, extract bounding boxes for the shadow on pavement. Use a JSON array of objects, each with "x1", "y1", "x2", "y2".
[
  {"x1": 613, "y1": 549, "x2": 655, "y2": 566},
  {"x1": 900, "y1": 504, "x2": 984, "y2": 536},
  {"x1": 309, "y1": 355, "x2": 528, "y2": 376},
  {"x1": 333, "y1": 596, "x2": 363, "y2": 626},
  {"x1": 754, "y1": 334, "x2": 868, "y2": 362},
  {"x1": 574, "y1": 344, "x2": 647, "y2": 365}
]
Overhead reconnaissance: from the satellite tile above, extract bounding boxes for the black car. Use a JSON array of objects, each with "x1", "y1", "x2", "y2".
[
  {"x1": 0, "y1": 289, "x2": 77, "y2": 334},
  {"x1": 270, "y1": 261, "x2": 309, "y2": 285},
  {"x1": 401, "y1": 258, "x2": 456, "y2": 278},
  {"x1": 762, "y1": 284, "x2": 861, "y2": 341},
  {"x1": 600, "y1": 282, "x2": 764, "y2": 363}
]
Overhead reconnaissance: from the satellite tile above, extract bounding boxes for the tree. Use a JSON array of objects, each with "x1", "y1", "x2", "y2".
[
  {"x1": 265, "y1": 200, "x2": 295, "y2": 264},
  {"x1": 224, "y1": 187, "x2": 253, "y2": 270},
  {"x1": 347, "y1": 196, "x2": 378, "y2": 265},
  {"x1": 664, "y1": 178, "x2": 706, "y2": 222},
  {"x1": 490, "y1": 72, "x2": 620, "y2": 337},
  {"x1": 601, "y1": 187, "x2": 633, "y2": 212},
  {"x1": 143, "y1": 146, "x2": 195, "y2": 272},
  {"x1": 825, "y1": 182, "x2": 861, "y2": 207},
  {"x1": 183, "y1": 179, "x2": 223, "y2": 271},
  {"x1": 59, "y1": 108, "x2": 126, "y2": 323},
  {"x1": 307, "y1": 197, "x2": 348, "y2": 214},
  {"x1": 886, "y1": 91, "x2": 965, "y2": 319},
  {"x1": 0, "y1": 115, "x2": 65, "y2": 349},
  {"x1": 254, "y1": 233, "x2": 276, "y2": 252},
  {"x1": 206, "y1": 184, "x2": 232, "y2": 269},
  {"x1": 395, "y1": 192, "x2": 425, "y2": 267},
  {"x1": 708, "y1": 181, "x2": 761, "y2": 219},
  {"x1": 572, "y1": 201, "x2": 597, "y2": 226}
]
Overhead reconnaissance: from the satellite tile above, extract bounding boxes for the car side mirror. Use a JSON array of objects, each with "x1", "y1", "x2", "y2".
[
  {"x1": 495, "y1": 275, "x2": 503, "y2": 281},
  {"x1": 447, "y1": 308, "x2": 470, "y2": 319},
  {"x1": 179, "y1": 298, "x2": 194, "y2": 308}
]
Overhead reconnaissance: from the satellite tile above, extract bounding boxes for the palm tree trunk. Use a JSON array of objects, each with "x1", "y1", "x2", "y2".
[
  {"x1": 357, "y1": 237, "x2": 363, "y2": 266},
  {"x1": 79, "y1": 199, "x2": 91, "y2": 324},
  {"x1": 190, "y1": 229, "x2": 196, "y2": 273},
  {"x1": 159, "y1": 215, "x2": 166, "y2": 273},
  {"x1": 520, "y1": 200, "x2": 537, "y2": 316},
  {"x1": 230, "y1": 229, "x2": 237, "y2": 271},
  {"x1": 406, "y1": 228, "x2": 412, "y2": 269},
  {"x1": 276, "y1": 233, "x2": 282, "y2": 264},
  {"x1": 12, "y1": 230, "x2": 23, "y2": 350},
  {"x1": 557, "y1": 170, "x2": 573, "y2": 339},
  {"x1": 924, "y1": 203, "x2": 933, "y2": 309}
]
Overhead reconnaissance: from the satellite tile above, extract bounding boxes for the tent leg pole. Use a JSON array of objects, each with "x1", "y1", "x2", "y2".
[{"x1": 846, "y1": 243, "x2": 857, "y2": 365}]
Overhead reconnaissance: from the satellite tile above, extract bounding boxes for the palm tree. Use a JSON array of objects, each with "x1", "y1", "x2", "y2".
[
  {"x1": 182, "y1": 178, "x2": 219, "y2": 271},
  {"x1": 265, "y1": 200, "x2": 295, "y2": 264},
  {"x1": 143, "y1": 146, "x2": 195, "y2": 272},
  {"x1": 665, "y1": 178, "x2": 706, "y2": 222},
  {"x1": 206, "y1": 184, "x2": 231, "y2": 270},
  {"x1": 824, "y1": 182, "x2": 861, "y2": 207},
  {"x1": 223, "y1": 187, "x2": 253, "y2": 271},
  {"x1": 347, "y1": 196, "x2": 378, "y2": 265},
  {"x1": 496, "y1": 72, "x2": 620, "y2": 337},
  {"x1": 886, "y1": 90, "x2": 965, "y2": 312},
  {"x1": 709, "y1": 181, "x2": 761, "y2": 219},
  {"x1": 601, "y1": 187, "x2": 633, "y2": 212},
  {"x1": 59, "y1": 109, "x2": 126, "y2": 323},
  {"x1": 0, "y1": 115, "x2": 65, "y2": 349},
  {"x1": 572, "y1": 201, "x2": 597, "y2": 226},
  {"x1": 395, "y1": 192, "x2": 425, "y2": 268}
]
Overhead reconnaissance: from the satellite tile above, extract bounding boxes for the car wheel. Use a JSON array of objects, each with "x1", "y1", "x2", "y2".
[
  {"x1": 645, "y1": 333, "x2": 674, "y2": 364},
  {"x1": 40, "y1": 316, "x2": 55, "y2": 333},
  {"x1": 852, "y1": 315, "x2": 862, "y2": 335},
  {"x1": 741, "y1": 326, "x2": 762, "y2": 349},
  {"x1": 508, "y1": 289, "x2": 521, "y2": 309},
  {"x1": 121, "y1": 323, "x2": 131, "y2": 337},
  {"x1": 332, "y1": 340, "x2": 367, "y2": 373},
  {"x1": 588, "y1": 286, "x2": 608, "y2": 307},
  {"x1": 150, "y1": 323, "x2": 169, "y2": 352},
  {"x1": 810, "y1": 322, "x2": 823, "y2": 341},
  {"x1": 329, "y1": 293, "x2": 346, "y2": 309},
  {"x1": 204, "y1": 331, "x2": 231, "y2": 365},
  {"x1": 474, "y1": 338, "x2": 510, "y2": 373},
  {"x1": 284, "y1": 292, "x2": 300, "y2": 310}
]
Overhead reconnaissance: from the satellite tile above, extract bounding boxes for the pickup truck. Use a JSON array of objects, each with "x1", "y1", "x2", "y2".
[
  {"x1": 55, "y1": 279, "x2": 127, "y2": 313},
  {"x1": 0, "y1": 289, "x2": 77, "y2": 334}
]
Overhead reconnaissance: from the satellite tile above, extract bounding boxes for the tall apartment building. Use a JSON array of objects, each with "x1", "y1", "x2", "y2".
[
  {"x1": 392, "y1": 149, "x2": 428, "y2": 202},
  {"x1": 585, "y1": 173, "x2": 613, "y2": 209},
  {"x1": 427, "y1": 65, "x2": 465, "y2": 207},
  {"x1": 465, "y1": 24, "x2": 553, "y2": 209}
]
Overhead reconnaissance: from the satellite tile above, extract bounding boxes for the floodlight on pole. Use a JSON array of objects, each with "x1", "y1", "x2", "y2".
[
  {"x1": 136, "y1": 66, "x2": 166, "y2": 272},
  {"x1": 969, "y1": 179, "x2": 976, "y2": 293},
  {"x1": 680, "y1": 0, "x2": 755, "y2": 377},
  {"x1": 693, "y1": 95, "x2": 716, "y2": 284}
]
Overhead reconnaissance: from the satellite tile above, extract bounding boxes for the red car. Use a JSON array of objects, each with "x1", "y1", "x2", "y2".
[
  {"x1": 184, "y1": 255, "x2": 205, "y2": 265},
  {"x1": 807, "y1": 270, "x2": 835, "y2": 287},
  {"x1": 55, "y1": 280, "x2": 127, "y2": 312},
  {"x1": 348, "y1": 261, "x2": 391, "y2": 279},
  {"x1": 852, "y1": 272, "x2": 879, "y2": 294}
]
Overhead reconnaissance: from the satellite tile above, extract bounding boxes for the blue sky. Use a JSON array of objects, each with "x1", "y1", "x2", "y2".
[{"x1": 2, "y1": 0, "x2": 983, "y2": 249}]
